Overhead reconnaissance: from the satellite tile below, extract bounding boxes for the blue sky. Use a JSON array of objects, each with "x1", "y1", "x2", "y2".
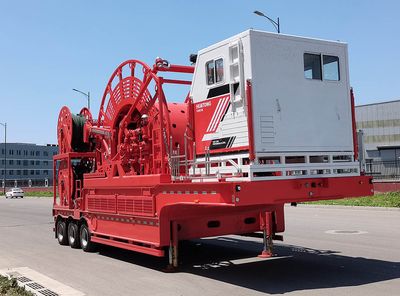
[{"x1": 0, "y1": 0, "x2": 399, "y2": 144}]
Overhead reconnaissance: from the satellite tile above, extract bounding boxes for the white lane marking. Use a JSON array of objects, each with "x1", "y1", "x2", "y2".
[{"x1": 325, "y1": 230, "x2": 368, "y2": 235}]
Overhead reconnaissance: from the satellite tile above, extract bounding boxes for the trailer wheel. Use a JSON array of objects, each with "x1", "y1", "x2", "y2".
[
  {"x1": 80, "y1": 224, "x2": 96, "y2": 252},
  {"x1": 68, "y1": 222, "x2": 80, "y2": 249},
  {"x1": 56, "y1": 220, "x2": 68, "y2": 245}
]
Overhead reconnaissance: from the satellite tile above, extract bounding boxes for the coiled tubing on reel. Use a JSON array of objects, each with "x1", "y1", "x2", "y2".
[{"x1": 57, "y1": 106, "x2": 90, "y2": 153}]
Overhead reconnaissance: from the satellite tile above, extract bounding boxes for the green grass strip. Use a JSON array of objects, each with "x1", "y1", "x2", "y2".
[
  {"x1": 305, "y1": 192, "x2": 400, "y2": 208},
  {"x1": 24, "y1": 191, "x2": 53, "y2": 197},
  {"x1": 0, "y1": 275, "x2": 34, "y2": 296}
]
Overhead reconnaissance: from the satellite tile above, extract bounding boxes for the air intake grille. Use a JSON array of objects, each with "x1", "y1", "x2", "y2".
[
  {"x1": 117, "y1": 196, "x2": 154, "y2": 217},
  {"x1": 87, "y1": 195, "x2": 117, "y2": 213}
]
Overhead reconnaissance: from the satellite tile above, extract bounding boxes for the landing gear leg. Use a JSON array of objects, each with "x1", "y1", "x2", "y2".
[
  {"x1": 259, "y1": 212, "x2": 274, "y2": 258},
  {"x1": 164, "y1": 221, "x2": 179, "y2": 272}
]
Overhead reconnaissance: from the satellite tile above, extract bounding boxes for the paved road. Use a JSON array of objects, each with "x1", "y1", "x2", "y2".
[{"x1": 0, "y1": 197, "x2": 399, "y2": 296}]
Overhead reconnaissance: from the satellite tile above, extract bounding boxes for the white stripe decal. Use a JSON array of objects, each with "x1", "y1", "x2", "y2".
[
  {"x1": 206, "y1": 99, "x2": 223, "y2": 132},
  {"x1": 210, "y1": 98, "x2": 225, "y2": 132},
  {"x1": 209, "y1": 97, "x2": 230, "y2": 132},
  {"x1": 209, "y1": 97, "x2": 227, "y2": 132},
  {"x1": 209, "y1": 98, "x2": 227, "y2": 132},
  {"x1": 208, "y1": 97, "x2": 226, "y2": 132},
  {"x1": 227, "y1": 136, "x2": 236, "y2": 147}
]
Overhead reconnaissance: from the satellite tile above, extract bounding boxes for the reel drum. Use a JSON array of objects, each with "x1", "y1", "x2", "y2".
[{"x1": 57, "y1": 106, "x2": 89, "y2": 153}]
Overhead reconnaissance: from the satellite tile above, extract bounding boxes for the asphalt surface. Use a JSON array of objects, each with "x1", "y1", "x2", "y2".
[{"x1": 0, "y1": 197, "x2": 399, "y2": 296}]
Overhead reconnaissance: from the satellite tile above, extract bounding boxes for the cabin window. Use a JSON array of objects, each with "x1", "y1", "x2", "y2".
[
  {"x1": 206, "y1": 60, "x2": 215, "y2": 85},
  {"x1": 323, "y1": 55, "x2": 340, "y2": 81},
  {"x1": 215, "y1": 58, "x2": 224, "y2": 83},
  {"x1": 304, "y1": 53, "x2": 322, "y2": 80},
  {"x1": 206, "y1": 58, "x2": 224, "y2": 85}
]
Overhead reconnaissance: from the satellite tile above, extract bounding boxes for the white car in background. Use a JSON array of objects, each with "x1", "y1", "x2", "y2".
[{"x1": 5, "y1": 188, "x2": 24, "y2": 198}]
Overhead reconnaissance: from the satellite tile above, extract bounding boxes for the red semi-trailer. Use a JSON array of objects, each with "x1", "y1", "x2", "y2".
[{"x1": 53, "y1": 30, "x2": 373, "y2": 268}]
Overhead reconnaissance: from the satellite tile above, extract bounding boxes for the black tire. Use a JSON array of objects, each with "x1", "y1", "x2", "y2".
[
  {"x1": 80, "y1": 224, "x2": 96, "y2": 252},
  {"x1": 56, "y1": 220, "x2": 68, "y2": 245},
  {"x1": 68, "y1": 222, "x2": 81, "y2": 249}
]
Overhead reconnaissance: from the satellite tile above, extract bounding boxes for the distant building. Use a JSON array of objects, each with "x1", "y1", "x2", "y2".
[
  {"x1": 356, "y1": 99, "x2": 400, "y2": 162},
  {"x1": 0, "y1": 143, "x2": 58, "y2": 188}
]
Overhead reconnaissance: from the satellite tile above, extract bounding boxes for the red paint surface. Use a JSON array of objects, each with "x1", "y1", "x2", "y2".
[
  {"x1": 373, "y1": 181, "x2": 400, "y2": 193},
  {"x1": 246, "y1": 80, "x2": 255, "y2": 161}
]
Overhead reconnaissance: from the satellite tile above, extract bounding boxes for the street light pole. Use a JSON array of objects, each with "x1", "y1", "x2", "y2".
[
  {"x1": 0, "y1": 122, "x2": 6, "y2": 194},
  {"x1": 72, "y1": 88, "x2": 90, "y2": 110},
  {"x1": 254, "y1": 10, "x2": 280, "y2": 33}
]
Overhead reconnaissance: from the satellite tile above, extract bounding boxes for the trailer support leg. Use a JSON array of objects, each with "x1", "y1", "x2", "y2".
[
  {"x1": 259, "y1": 212, "x2": 273, "y2": 258},
  {"x1": 165, "y1": 221, "x2": 179, "y2": 272}
]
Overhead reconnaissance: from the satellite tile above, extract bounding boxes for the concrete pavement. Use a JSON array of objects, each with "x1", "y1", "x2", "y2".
[{"x1": 0, "y1": 197, "x2": 399, "y2": 295}]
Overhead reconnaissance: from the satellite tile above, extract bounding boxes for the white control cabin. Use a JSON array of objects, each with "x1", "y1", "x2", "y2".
[{"x1": 189, "y1": 30, "x2": 359, "y2": 181}]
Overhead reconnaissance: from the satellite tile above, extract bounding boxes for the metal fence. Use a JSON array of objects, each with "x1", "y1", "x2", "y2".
[
  {"x1": 365, "y1": 161, "x2": 400, "y2": 180},
  {"x1": 2, "y1": 178, "x2": 52, "y2": 189}
]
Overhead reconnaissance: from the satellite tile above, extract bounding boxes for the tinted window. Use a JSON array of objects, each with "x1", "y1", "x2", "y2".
[
  {"x1": 323, "y1": 55, "x2": 340, "y2": 81},
  {"x1": 215, "y1": 58, "x2": 224, "y2": 83},
  {"x1": 304, "y1": 53, "x2": 322, "y2": 80},
  {"x1": 206, "y1": 61, "x2": 215, "y2": 85}
]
